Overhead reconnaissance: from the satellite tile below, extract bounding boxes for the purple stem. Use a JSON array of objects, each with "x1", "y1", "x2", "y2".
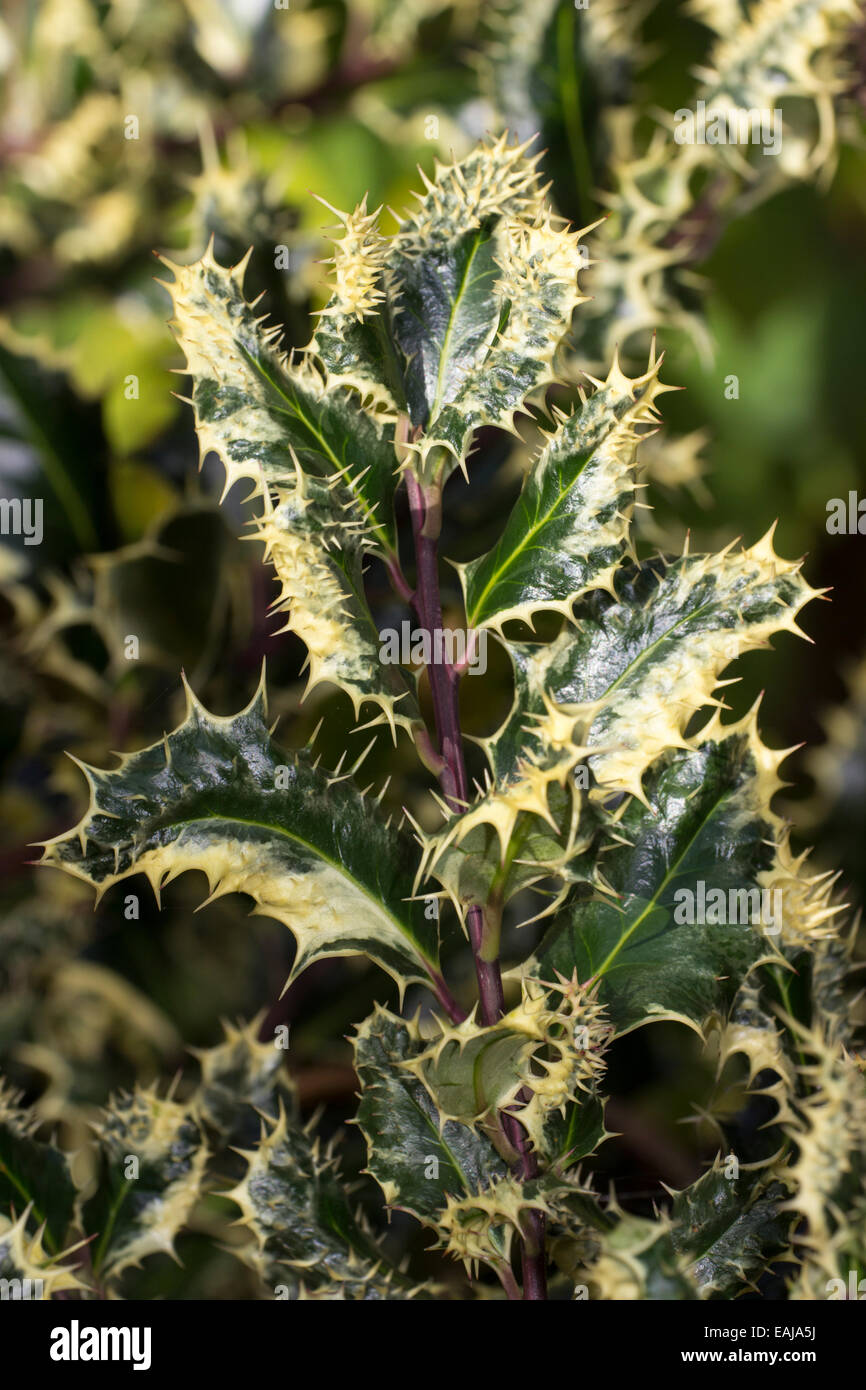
[
  {"x1": 405, "y1": 470, "x2": 547, "y2": 1301},
  {"x1": 429, "y1": 968, "x2": 467, "y2": 1025}
]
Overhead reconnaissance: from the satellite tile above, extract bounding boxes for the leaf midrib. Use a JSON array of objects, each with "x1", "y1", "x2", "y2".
[
  {"x1": 429, "y1": 229, "x2": 487, "y2": 424},
  {"x1": 405, "y1": 1083, "x2": 485, "y2": 1200},
  {"x1": 232, "y1": 345, "x2": 415, "y2": 680},
  {"x1": 373, "y1": 1060, "x2": 499, "y2": 1206},
  {"x1": 554, "y1": 569, "x2": 740, "y2": 718},
  {"x1": 467, "y1": 455, "x2": 595, "y2": 624},
  {"x1": 235, "y1": 343, "x2": 394, "y2": 555},
  {"x1": 589, "y1": 778, "x2": 736, "y2": 981}
]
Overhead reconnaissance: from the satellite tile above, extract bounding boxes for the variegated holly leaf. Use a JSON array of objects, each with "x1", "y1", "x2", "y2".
[
  {"x1": 0, "y1": 1211, "x2": 86, "y2": 1299},
  {"x1": 386, "y1": 136, "x2": 593, "y2": 481},
  {"x1": 670, "y1": 1162, "x2": 792, "y2": 1298},
  {"x1": 82, "y1": 1084, "x2": 208, "y2": 1282},
  {"x1": 416, "y1": 781, "x2": 587, "y2": 927},
  {"x1": 0, "y1": 1081, "x2": 76, "y2": 1252},
  {"x1": 478, "y1": 0, "x2": 576, "y2": 149},
  {"x1": 808, "y1": 934, "x2": 857, "y2": 1048},
  {"x1": 423, "y1": 534, "x2": 816, "y2": 875},
  {"x1": 526, "y1": 1172, "x2": 613, "y2": 1285},
  {"x1": 415, "y1": 1025, "x2": 529, "y2": 1125},
  {"x1": 228, "y1": 1104, "x2": 418, "y2": 1299},
  {"x1": 695, "y1": 0, "x2": 858, "y2": 181},
  {"x1": 39, "y1": 679, "x2": 440, "y2": 996},
  {"x1": 578, "y1": 0, "x2": 857, "y2": 359},
  {"x1": 710, "y1": 980, "x2": 799, "y2": 1153},
  {"x1": 403, "y1": 976, "x2": 611, "y2": 1158},
  {"x1": 308, "y1": 198, "x2": 406, "y2": 414},
  {"x1": 429, "y1": 1173, "x2": 550, "y2": 1283},
  {"x1": 256, "y1": 470, "x2": 419, "y2": 735},
  {"x1": 486, "y1": 531, "x2": 819, "y2": 803},
  {"x1": 190, "y1": 1016, "x2": 293, "y2": 1143},
  {"x1": 581, "y1": 1213, "x2": 698, "y2": 1300},
  {"x1": 460, "y1": 349, "x2": 671, "y2": 633},
  {"x1": 352, "y1": 1006, "x2": 509, "y2": 1226},
  {"x1": 161, "y1": 244, "x2": 419, "y2": 735},
  {"x1": 528, "y1": 711, "x2": 791, "y2": 1035},
  {"x1": 781, "y1": 1025, "x2": 866, "y2": 1280},
  {"x1": 160, "y1": 242, "x2": 399, "y2": 554}
]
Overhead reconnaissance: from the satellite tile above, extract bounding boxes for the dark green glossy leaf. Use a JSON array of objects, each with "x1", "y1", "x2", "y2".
[
  {"x1": 531, "y1": 727, "x2": 780, "y2": 1033},
  {"x1": 353, "y1": 1006, "x2": 508, "y2": 1224},
  {"x1": 40, "y1": 681, "x2": 438, "y2": 992},
  {"x1": 0, "y1": 1083, "x2": 76, "y2": 1252},
  {"x1": 486, "y1": 540, "x2": 816, "y2": 799},
  {"x1": 671, "y1": 1165, "x2": 792, "y2": 1298},
  {"x1": 461, "y1": 355, "x2": 668, "y2": 631},
  {"x1": 191, "y1": 1016, "x2": 291, "y2": 1144},
  {"x1": 162, "y1": 245, "x2": 400, "y2": 556},
  {"x1": 385, "y1": 138, "x2": 589, "y2": 479},
  {"x1": 83, "y1": 1085, "x2": 207, "y2": 1281},
  {"x1": 228, "y1": 1103, "x2": 416, "y2": 1299}
]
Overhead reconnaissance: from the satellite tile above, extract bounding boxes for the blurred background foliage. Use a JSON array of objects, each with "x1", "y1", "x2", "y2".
[{"x1": 0, "y1": 0, "x2": 865, "y2": 1297}]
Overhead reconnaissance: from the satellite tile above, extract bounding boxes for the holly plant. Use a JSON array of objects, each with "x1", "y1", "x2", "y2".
[{"x1": 9, "y1": 138, "x2": 861, "y2": 1302}]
